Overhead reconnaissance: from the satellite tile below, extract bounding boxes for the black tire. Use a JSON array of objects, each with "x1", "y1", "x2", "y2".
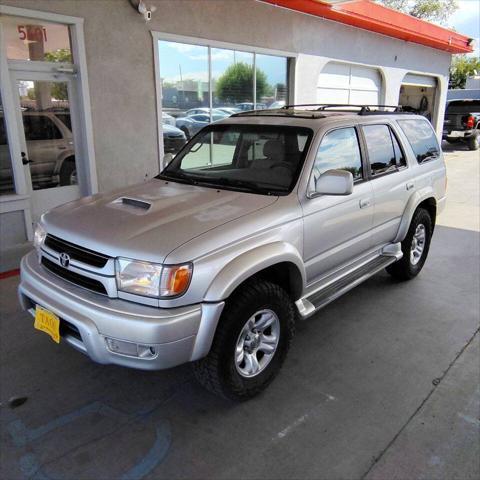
[
  {"x1": 180, "y1": 127, "x2": 190, "y2": 140},
  {"x1": 193, "y1": 280, "x2": 295, "y2": 401},
  {"x1": 59, "y1": 158, "x2": 76, "y2": 186},
  {"x1": 446, "y1": 137, "x2": 461, "y2": 144},
  {"x1": 386, "y1": 208, "x2": 433, "y2": 281},
  {"x1": 467, "y1": 132, "x2": 480, "y2": 151}
]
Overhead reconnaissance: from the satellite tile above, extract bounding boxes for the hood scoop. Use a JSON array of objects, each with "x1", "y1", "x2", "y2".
[{"x1": 110, "y1": 196, "x2": 152, "y2": 213}]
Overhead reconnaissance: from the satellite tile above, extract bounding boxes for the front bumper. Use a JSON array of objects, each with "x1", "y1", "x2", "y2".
[{"x1": 18, "y1": 251, "x2": 224, "y2": 370}]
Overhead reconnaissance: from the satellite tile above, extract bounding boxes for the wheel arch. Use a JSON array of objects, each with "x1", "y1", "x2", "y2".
[
  {"x1": 394, "y1": 192, "x2": 437, "y2": 243},
  {"x1": 54, "y1": 153, "x2": 75, "y2": 175},
  {"x1": 204, "y1": 242, "x2": 306, "y2": 303}
]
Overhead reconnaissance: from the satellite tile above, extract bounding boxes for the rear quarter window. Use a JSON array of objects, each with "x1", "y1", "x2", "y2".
[
  {"x1": 446, "y1": 100, "x2": 480, "y2": 114},
  {"x1": 397, "y1": 119, "x2": 440, "y2": 164}
]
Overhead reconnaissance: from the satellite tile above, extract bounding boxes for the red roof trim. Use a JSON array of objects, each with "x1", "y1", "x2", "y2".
[{"x1": 261, "y1": 0, "x2": 473, "y2": 54}]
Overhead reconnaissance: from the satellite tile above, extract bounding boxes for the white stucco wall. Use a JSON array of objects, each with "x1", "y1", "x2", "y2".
[{"x1": 2, "y1": 0, "x2": 452, "y2": 193}]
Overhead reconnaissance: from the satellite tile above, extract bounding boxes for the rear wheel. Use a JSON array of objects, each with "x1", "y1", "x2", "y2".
[
  {"x1": 467, "y1": 132, "x2": 480, "y2": 151},
  {"x1": 193, "y1": 280, "x2": 295, "y2": 400},
  {"x1": 386, "y1": 208, "x2": 432, "y2": 281}
]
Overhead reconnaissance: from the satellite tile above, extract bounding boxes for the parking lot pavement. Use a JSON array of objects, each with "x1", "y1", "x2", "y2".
[{"x1": 1, "y1": 146, "x2": 479, "y2": 480}]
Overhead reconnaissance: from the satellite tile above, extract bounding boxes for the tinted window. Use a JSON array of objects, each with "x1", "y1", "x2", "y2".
[
  {"x1": 193, "y1": 115, "x2": 209, "y2": 122},
  {"x1": 446, "y1": 100, "x2": 480, "y2": 114},
  {"x1": 22, "y1": 115, "x2": 62, "y2": 141},
  {"x1": 0, "y1": 116, "x2": 7, "y2": 145},
  {"x1": 363, "y1": 124, "x2": 407, "y2": 176},
  {"x1": 54, "y1": 113, "x2": 71, "y2": 131},
  {"x1": 398, "y1": 119, "x2": 440, "y2": 164},
  {"x1": 391, "y1": 130, "x2": 406, "y2": 168},
  {"x1": 313, "y1": 128, "x2": 363, "y2": 182}
]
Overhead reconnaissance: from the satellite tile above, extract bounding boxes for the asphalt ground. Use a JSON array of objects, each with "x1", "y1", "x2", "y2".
[{"x1": 1, "y1": 142, "x2": 479, "y2": 479}]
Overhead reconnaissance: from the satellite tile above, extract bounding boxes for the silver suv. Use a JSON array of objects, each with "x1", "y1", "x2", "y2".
[{"x1": 19, "y1": 105, "x2": 447, "y2": 400}]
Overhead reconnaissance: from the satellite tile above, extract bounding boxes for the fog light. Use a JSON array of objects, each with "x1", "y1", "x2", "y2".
[{"x1": 105, "y1": 337, "x2": 157, "y2": 358}]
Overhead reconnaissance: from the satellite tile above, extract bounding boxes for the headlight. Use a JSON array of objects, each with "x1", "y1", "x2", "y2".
[
  {"x1": 115, "y1": 257, "x2": 192, "y2": 298},
  {"x1": 33, "y1": 224, "x2": 47, "y2": 251}
]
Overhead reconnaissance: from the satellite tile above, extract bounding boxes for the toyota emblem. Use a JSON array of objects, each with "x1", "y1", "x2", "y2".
[{"x1": 59, "y1": 252, "x2": 70, "y2": 268}]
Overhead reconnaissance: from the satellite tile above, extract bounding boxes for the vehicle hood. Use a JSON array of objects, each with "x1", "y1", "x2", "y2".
[{"x1": 42, "y1": 179, "x2": 278, "y2": 264}]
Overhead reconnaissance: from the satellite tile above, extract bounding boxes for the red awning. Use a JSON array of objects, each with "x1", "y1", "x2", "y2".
[{"x1": 261, "y1": 0, "x2": 473, "y2": 54}]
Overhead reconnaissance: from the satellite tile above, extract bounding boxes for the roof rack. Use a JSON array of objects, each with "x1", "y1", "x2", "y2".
[
  {"x1": 282, "y1": 104, "x2": 410, "y2": 115},
  {"x1": 230, "y1": 110, "x2": 325, "y2": 119}
]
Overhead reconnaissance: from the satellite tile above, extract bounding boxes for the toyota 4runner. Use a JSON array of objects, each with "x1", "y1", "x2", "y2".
[{"x1": 19, "y1": 105, "x2": 447, "y2": 400}]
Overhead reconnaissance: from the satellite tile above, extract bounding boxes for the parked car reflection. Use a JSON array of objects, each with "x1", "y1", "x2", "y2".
[
  {"x1": 185, "y1": 108, "x2": 228, "y2": 117},
  {"x1": 175, "y1": 114, "x2": 226, "y2": 139},
  {"x1": 163, "y1": 124, "x2": 187, "y2": 154}
]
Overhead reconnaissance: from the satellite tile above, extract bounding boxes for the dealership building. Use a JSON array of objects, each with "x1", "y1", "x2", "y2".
[{"x1": 0, "y1": 0, "x2": 472, "y2": 271}]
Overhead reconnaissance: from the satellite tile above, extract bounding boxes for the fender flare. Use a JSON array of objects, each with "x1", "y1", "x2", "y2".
[
  {"x1": 394, "y1": 189, "x2": 437, "y2": 243},
  {"x1": 204, "y1": 242, "x2": 306, "y2": 302}
]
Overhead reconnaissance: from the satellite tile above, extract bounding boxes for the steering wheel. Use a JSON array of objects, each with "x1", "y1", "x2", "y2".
[{"x1": 269, "y1": 161, "x2": 294, "y2": 171}]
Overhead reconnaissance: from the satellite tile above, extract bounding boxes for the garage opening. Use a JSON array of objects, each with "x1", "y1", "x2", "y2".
[
  {"x1": 317, "y1": 62, "x2": 382, "y2": 105},
  {"x1": 399, "y1": 73, "x2": 438, "y2": 121}
]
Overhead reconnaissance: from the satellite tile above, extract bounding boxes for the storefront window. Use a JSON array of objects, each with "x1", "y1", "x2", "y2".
[
  {"x1": 1, "y1": 15, "x2": 72, "y2": 62},
  {"x1": 158, "y1": 40, "x2": 290, "y2": 156},
  {"x1": 212, "y1": 48, "x2": 254, "y2": 112},
  {"x1": 255, "y1": 54, "x2": 288, "y2": 109},
  {"x1": 0, "y1": 96, "x2": 16, "y2": 195},
  {"x1": 158, "y1": 41, "x2": 209, "y2": 112}
]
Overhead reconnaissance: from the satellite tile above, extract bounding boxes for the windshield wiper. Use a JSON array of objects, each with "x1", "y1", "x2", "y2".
[
  {"x1": 157, "y1": 172, "x2": 198, "y2": 185},
  {"x1": 211, "y1": 177, "x2": 288, "y2": 195},
  {"x1": 159, "y1": 172, "x2": 287, "y2": 195}
]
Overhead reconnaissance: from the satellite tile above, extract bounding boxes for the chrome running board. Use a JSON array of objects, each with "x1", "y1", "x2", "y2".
[{"x1": 296, "y1": 243, "x2": 402, "y2": 319}]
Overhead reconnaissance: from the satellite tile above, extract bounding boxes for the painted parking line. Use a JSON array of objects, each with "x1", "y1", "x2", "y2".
[
  {"x1": 0, "y1": 268, "x2": 20, "y2": 280},
  {"x1": 7, "y1": 401, "x2": 172, "y2": 480}
]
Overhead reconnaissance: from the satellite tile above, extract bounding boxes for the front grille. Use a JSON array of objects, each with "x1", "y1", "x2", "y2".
[
  {"x1": 44, "y1": 234, "x2": 110, "y2": 268},
  {"x1": 41, "y1": 257, "x2": 108, "y2": 295}
]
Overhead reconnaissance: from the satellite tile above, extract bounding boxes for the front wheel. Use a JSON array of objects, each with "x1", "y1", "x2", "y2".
[
  {"x1": 386, "y1": 208, "x2": 433, "y2": 281},
  {"x1": 193, "y1": 280, "x2": 295, "y2": 400}
]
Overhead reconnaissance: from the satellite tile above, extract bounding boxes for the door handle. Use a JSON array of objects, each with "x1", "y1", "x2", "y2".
[
  {"x1": 21, "y1": 152, "x2": 33, "y2": 165},
  {"x1": 406, "y1": 182, "x2": 415, "y2": 191},
  {"x1": 359, "y1": 198, "x2": 371, "y2": 209}
]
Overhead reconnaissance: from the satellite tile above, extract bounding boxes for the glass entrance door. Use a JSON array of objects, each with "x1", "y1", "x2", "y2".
[{"x1": 10, "y1": 70, "x2": 82, "y2": 221}]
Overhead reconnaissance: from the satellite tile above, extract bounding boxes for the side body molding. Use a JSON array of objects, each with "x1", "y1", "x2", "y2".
[{"x1": 204, "y1": 242, "x2": 306, "y2": 302}]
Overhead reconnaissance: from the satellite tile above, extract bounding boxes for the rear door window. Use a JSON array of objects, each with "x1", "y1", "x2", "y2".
[
  {"x1": 397, "y1": 119, "x2": 440, "y2": 164},
  {"x1": 362, "y1": 124, "x2": 406, "y2": 176}
]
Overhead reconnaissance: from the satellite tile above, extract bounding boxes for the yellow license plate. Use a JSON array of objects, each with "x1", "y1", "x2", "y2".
[{"x1": 34, "y1": 306, "x2": 60, "y2": 344}]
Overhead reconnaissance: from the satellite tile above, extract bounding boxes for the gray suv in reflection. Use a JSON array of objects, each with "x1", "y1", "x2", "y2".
[
  {"x1": 0, "y1": 111, "x2": 76, "y2": 191},
  {"x1": 19, "y1": 105, "x2": 446, "y2": 400}
]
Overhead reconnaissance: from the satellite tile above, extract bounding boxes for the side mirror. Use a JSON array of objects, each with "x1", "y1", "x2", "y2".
[
  {"x1": 314, "y1": 169, "x2": 353, "y2": 196},
  {"x1": 163, "y1": 153, "x2": 173, "y2": 167}
]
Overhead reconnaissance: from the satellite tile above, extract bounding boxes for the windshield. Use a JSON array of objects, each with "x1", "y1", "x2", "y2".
[{"x1": 158, "y1": 124, "x2": 313, "y2": 195}]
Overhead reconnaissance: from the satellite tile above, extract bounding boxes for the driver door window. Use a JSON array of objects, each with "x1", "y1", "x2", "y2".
[{"x1": 311, "y1": 127, "x2": 363, "y2": 191}]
